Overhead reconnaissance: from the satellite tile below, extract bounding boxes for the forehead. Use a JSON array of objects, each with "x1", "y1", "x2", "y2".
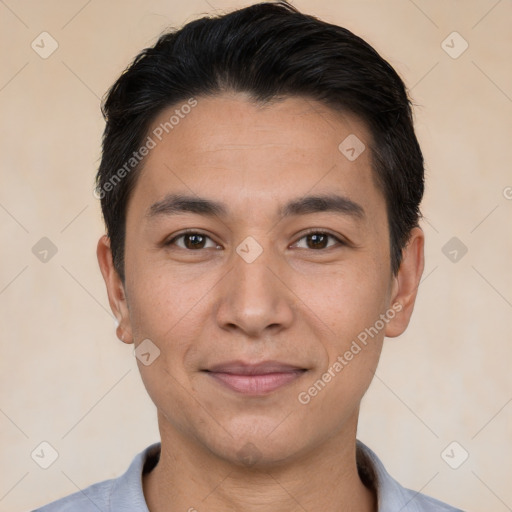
[
  {"x1": 128, "y1": 93, "x2": 383, "y2": 223},
  {"x1": 146, "y1": 93, "x2": 372, "y2": 166}
]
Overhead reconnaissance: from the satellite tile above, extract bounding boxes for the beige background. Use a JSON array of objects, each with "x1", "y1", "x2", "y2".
[{"x1": 1, "y1": 1, "x2": 511, "y2": 511}]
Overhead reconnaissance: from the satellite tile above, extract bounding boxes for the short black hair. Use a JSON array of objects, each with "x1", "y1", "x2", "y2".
[{"x1": 96, "y1": 0, "x2": 424, "y2": 281}]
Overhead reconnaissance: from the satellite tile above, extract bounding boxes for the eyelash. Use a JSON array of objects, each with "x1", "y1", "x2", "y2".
[{"x1": 164, "y1": 229, "x2": 346, "y2": 251}]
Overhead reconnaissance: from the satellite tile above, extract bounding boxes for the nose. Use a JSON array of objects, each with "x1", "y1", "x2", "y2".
[{"x1": 215, "y1": 241, "x2": 295, "y2": 339}]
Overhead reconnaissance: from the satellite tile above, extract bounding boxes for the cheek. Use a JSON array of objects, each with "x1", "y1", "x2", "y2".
[
  {"x1": 294, "y1": 265, "x2": 387, "y2": 417},
  {"x1": 125, "y1": 270, "x2": 207, "y2": 425},
  {"x1": 293, "y1": 258, "x2": 391, "y2": 337},
  {"x1": 125, "y1": 253, "x2": 212, "y2": 338},
  {"x1": 290, "y1": 254, "x2": 390, "y2": 400},
  {"x1": 124, "y1": 271, "x2": 201, "y2": 402}
]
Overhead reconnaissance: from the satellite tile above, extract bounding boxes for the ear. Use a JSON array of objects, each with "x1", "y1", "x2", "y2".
[
  {"x1": 385, "y1": 227, "x2": 425, "y2": 338},
  {"x1": 96, "y1": 235, "x2": 133, "y2": 344}
]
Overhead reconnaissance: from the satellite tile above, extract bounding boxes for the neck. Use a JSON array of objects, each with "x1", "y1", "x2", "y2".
[{"x1": 143, "y1": 415, "x2": 376, "y2": 512}]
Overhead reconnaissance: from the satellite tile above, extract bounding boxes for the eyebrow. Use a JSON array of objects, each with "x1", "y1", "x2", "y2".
[
  {"x1": 147, "y1": 193, "x2": 365, "y2": 221},
  {"x1": 279, "y1": 194, "x2": 364, "y2": 219},
  {"x1": 147, "y1": 194, "x2": 228, "y2": 218}
]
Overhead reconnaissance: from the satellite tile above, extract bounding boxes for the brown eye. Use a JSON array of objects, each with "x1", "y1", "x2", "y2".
[
  {"x1": 306, "y1": 233, "x2": 329, "y2": 249},
  {"x1": 294, "y1": 231, "x2": 343, "y2": 250},
  {"x1": 182, "y1": 233, "x2": 207, "y2": 249},
  {"x1": 166, "y1": 232, "x2": 219, "y2": 250}
]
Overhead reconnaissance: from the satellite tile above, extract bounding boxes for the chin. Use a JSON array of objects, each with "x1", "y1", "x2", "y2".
[{"x1": 196, "y1": 418, "x2": 312, "y2": 469}]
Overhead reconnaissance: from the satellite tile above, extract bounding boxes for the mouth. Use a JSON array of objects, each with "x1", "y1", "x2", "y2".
[{"x1": 202, "y1": 361, "x2": 308, "y2": 395}]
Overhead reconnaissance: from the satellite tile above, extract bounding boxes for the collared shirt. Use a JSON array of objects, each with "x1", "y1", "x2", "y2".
[{"x1": 33, "y1": 440, "x2": 464, "y2": 511}]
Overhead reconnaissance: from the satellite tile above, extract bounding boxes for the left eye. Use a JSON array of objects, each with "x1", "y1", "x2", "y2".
[{"x1": 293, "y1": 232, "x2": 343, "y2": 250}]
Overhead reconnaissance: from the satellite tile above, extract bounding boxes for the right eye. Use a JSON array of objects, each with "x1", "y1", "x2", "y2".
[{"x1": 165, "y1": 230, "x2": 221, "y2": 251}]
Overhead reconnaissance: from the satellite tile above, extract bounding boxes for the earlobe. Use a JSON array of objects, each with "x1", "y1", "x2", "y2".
[
  {"x1": 96, "y1": 235, "x2": 134, "y2": 344},
  {"x1": 385, "y1": 227, "x2": 425, "y2": 338}
]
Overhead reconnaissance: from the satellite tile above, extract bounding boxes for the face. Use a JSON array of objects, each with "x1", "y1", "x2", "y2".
[{"x1": 98, "y1": 92, "x2": 424, "y2": 466}]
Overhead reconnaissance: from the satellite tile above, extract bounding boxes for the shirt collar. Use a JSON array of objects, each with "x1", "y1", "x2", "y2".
[
  {"x1": 356, "y1": 440, "x2": 441, "y2": 512},
  {"x1": 109, "y1": 442, "x2": 159, "y2": 511}
]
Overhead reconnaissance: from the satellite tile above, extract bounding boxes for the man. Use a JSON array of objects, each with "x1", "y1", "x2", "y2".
[{"x1": 35, "y1": 1, "x2": 464, "y2": 510}]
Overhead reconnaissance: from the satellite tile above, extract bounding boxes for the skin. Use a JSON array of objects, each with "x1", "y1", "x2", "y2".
[{"x1": 97, "y1": 92, "x2": 424, "y2": 512}]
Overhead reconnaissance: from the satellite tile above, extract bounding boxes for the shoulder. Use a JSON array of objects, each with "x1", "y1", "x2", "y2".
[
  {"x1": 31, "y1": 443, "x2": 160, "y2": 512},
  {"x1": 356, "y1": 440, "x2": 465, "y2": 512},
  {"x1": 398, "y1": 486, "x2": 466, "y2": 511},
  {"x1": 32, "y1": 478, "x2": 114, "y2": 511}
]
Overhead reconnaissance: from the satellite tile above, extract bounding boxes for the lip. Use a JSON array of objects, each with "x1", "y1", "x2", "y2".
[{"x1": 203, "y1": 360, "x2": 307, "y2": 395}]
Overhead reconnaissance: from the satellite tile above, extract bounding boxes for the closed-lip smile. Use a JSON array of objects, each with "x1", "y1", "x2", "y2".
[{"x1": 203, "y1": 360, "x2": 308, "y2": 395}]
